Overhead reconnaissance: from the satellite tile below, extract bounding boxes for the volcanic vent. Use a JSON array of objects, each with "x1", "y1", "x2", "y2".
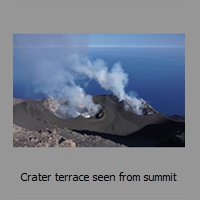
[{"x1": 42, "y1": 96, "x2": 102, "y2": 119}]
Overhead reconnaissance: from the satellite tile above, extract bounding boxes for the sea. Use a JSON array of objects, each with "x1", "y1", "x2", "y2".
[
  {"x1": 13, "y1": 47, "x2": 185, "y2": 116},
  {"x1": 84, "y1": 47, "x2": 185, "y2": 116}
]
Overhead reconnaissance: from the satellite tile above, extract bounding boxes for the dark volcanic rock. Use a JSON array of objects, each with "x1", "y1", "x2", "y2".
[{"x1": 13, "y1": 95, "x2": 185, "y2": 147}]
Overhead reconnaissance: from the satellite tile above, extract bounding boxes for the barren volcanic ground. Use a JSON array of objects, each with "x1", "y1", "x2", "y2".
[{"x1": 13, "y1": 95, "x2": 185, "y2": 147}]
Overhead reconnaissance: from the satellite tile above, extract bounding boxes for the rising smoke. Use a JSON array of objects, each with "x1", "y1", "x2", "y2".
[
  {"x1": 33, "y1": 53, "x2": 146, "y2": 117},
  {"x1": 66, "y1": 54, "x2": 128, "y2": 101},
  {"x1": 14, "y1": 35, "x2": 146, "y2": 118}
]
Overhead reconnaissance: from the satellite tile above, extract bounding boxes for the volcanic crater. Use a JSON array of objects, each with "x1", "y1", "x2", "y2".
[{"x1": 13, "y1": 94, "x2": 185, "y2": 147}]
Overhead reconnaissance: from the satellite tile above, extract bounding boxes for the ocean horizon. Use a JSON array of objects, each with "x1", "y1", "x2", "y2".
[
  {"x1": 85, "y1": 47, "x2": 185, "y2": 116},
  {"x1": 13, "y1": 46, "x2": 185, "y2": 116}
]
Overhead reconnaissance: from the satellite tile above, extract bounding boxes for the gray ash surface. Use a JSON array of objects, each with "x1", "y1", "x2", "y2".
[{"x1": 13, "y1": 95, "x2": 185, "y2": 147}]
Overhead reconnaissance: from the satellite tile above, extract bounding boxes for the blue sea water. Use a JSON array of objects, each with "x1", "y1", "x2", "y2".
[
  {"x1": 84, "y1": 47, "x2": 185, "y2": 116},
  {"x1": 13, "y1": 47, "x2": 185, "y2": 116}
]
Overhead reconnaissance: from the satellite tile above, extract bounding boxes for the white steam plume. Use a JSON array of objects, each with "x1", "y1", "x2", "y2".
[
  {"x1": 65, "y1": 54, "x2": 147, "y2": 115},
  {"x1": 33, "y1": 53, "x2": 147, "y2": 117},
  {"x1": 14, "y1": 34, "x2": 147, "y2": 118},
  {"x1": 33, "y1": 65, "x2": 101, "y2": 118},
  {"x1": 66, "y1": 54, "x2": 129, "y2": 101}
]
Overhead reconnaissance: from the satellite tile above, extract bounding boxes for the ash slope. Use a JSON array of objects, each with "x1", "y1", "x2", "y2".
[{"x1": 13, "y1": 95, "x2": 185, "y2": 147}]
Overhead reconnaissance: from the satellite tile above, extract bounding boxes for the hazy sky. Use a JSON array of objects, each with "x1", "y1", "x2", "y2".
[
  {"x1": 89, "y1": 34, "x2": 185, "y2": 47},
  {"x1": 13, "y1": 33, "x2": 185, "y2": 115},
  {"x1": 13, "y1": 34, "x2": 185, "y2": 48}
]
